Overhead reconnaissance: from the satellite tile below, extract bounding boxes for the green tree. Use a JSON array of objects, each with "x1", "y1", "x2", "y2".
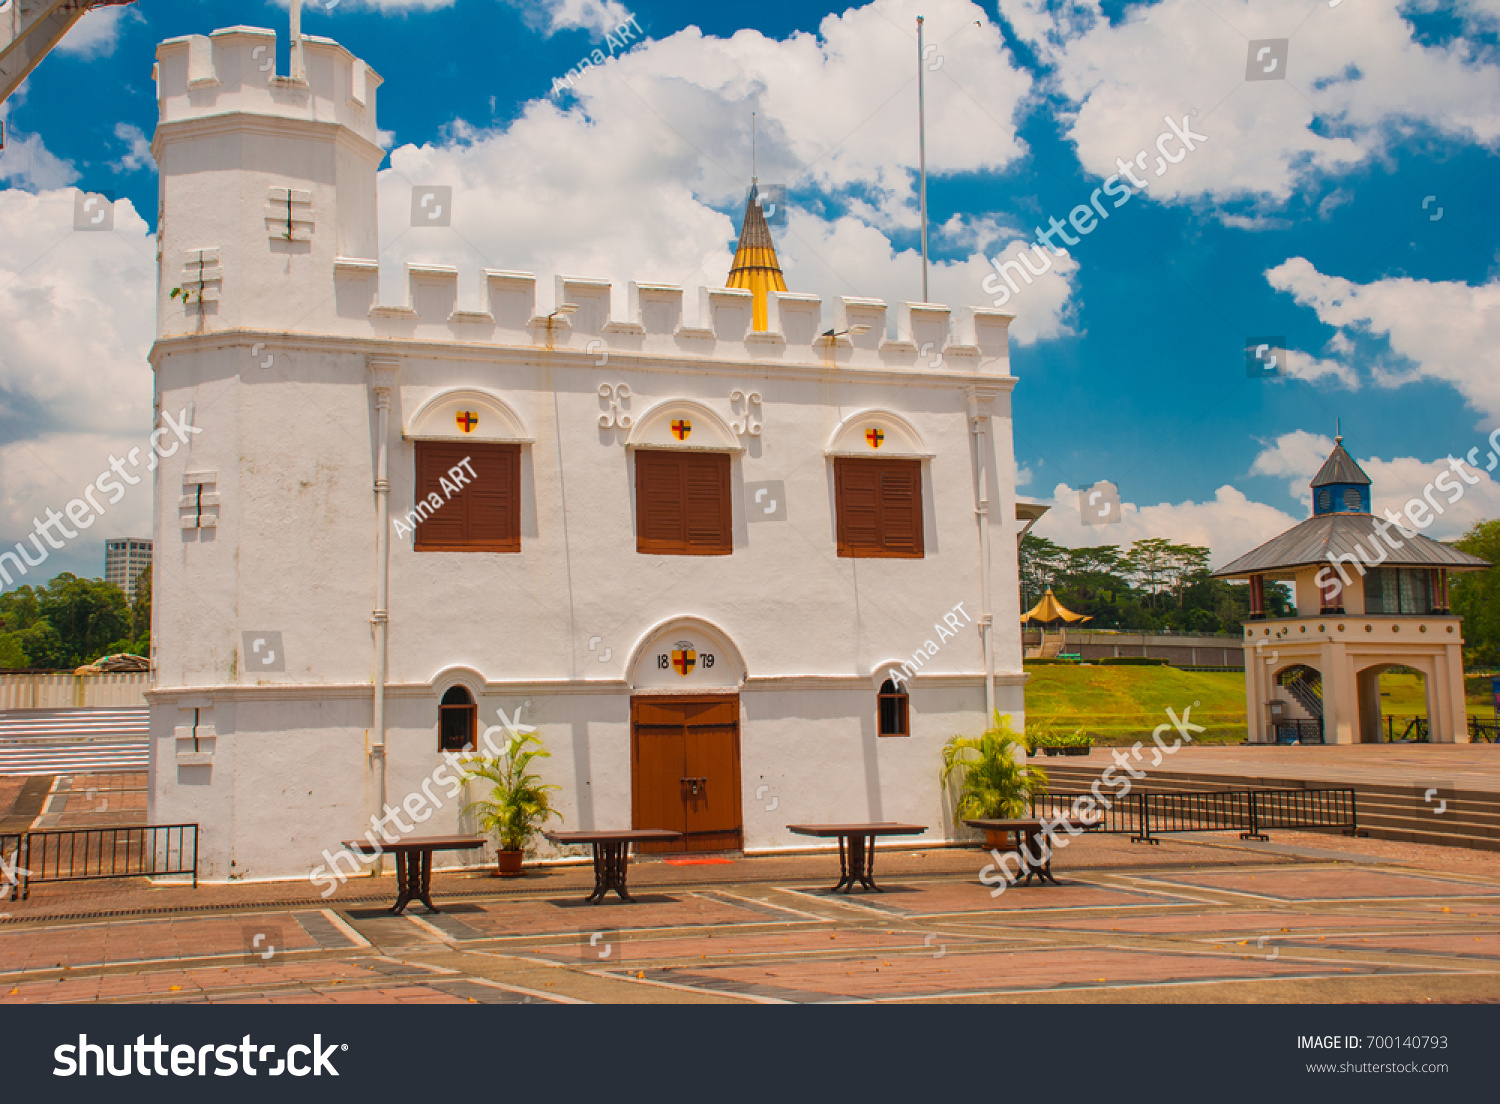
[
  {"x1": 1123, "y1": 537, "x2": 1176, "y2": 610},
  {"x1": 1018, "y1": 533, "x2": 1066, "y2": 608},
  {"x1": 35, "y1": 574, "x2": 131, "y2": 667},
  {"x1": 18, "y1": 620, "x2": 70, "y2": 668},
  {"x1": 1451, "y1": 519, "x2": 1500, "y2": 664},
  {"x1": 0, "y1": 585, "x2": 42, "y2": 635},
  {"x1": 0, "y1": 633, "x2": 28, "y2": 668}
]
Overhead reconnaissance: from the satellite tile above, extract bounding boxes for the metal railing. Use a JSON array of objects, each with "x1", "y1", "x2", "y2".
[
  {"x1": 1385, "y1": 715, "x2": 1430, "y2": 742},
  {"x1": 1470, "y1": 717, "x2": 1500, "y2": 744},
  {"x1": 1274, "y1": 719, "x2": 1324, "y2": 744},
  {"x1": 1032, "y1": 788, "x2": 1358, "y2": 844},
  {"x1": 4, "y1": 824, "x2": 198, "y2": 901}
]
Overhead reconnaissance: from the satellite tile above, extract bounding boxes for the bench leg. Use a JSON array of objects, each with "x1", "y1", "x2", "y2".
[
  {"x1": 390, "y1": 852, "x2": 412, "y2": 915},
  {"x1": 417, "y1": 850, "x2": 439, "y2": 913}
]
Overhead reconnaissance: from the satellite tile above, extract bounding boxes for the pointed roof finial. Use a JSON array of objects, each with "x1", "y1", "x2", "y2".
[
  {"x1": 1335, "y1": 416, "x2": 1341, "y2": 446},
  {"x1": 727, "y1": 168, "x2": 786, "y2": 333}
]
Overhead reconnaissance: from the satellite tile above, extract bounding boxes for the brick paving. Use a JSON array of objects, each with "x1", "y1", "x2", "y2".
[{"x1": 0, "y1": 832, "x2": 1494, "y2": 1004}]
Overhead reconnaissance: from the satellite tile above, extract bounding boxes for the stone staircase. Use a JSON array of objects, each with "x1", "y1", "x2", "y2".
[{"x1": 1040, "y1": 760, "x2": 1500, "y2": 852}]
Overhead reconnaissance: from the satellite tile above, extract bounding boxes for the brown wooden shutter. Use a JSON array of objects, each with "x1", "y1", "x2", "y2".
[
  {"x1": 636, "y1": 450, "x2": 732, "y2": 555},
  {"x1": 414, "y1": 441, "x2": 521, "y2": 552},
  {"x1": 879, "y1": 463, "x2": 922, "y2": 555},
  {"x1": 684, "y1": 453, "x2": 731, "y2": 552},
  {"x1": 835, "y1": 457, "x2": 924, "y2": 558}
]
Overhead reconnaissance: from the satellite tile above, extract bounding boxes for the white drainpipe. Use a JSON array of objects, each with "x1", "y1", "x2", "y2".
[
  {"x1": 369, "y1": 359, "x2": 397, "y2": 841},
  {"x1": 966, "y1": 391, "x2": 995, "y2": 719}
]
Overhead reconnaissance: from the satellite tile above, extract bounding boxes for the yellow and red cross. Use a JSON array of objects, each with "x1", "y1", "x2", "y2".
[
  {"x1": 671, "y1": 418, "x2": 692, "y2": 441},
  {"x1": 671, "y1": 646, "x2": 697, "y2": 675},
  {"x1": 456, "y1": 411, "x2": 479, "y2": 433},
  {"x1": 865, "y1": 427, "x2": 884, "y2": 448}
]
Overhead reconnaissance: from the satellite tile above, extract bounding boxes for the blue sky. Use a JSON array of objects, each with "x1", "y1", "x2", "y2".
[{"x1": 1, "y1": 0, "x2": 1498, "y2": 587}]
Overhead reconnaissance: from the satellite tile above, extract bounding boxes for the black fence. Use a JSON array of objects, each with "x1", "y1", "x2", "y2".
[
  {"x1": 1469, "y1": 717, "x2": 1500, "y2": 744},
  {"x1": 1274, "y1": 719, "x2": 1324, "y2": 744},
  {"x1": 1385, "y1": 715, "x2": 1430, "y2": 742},
  {"x1": 1032, "y1": 788, "x2": 1358, "y2": 844},
  {"x1": 3, "y1": 824, "x2": 198, "y2": 900}
]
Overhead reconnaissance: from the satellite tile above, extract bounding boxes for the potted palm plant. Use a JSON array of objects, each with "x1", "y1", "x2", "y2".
[
  {"x1": 940, "y1": 711, "x2": 1048, "y2": 850},
  {"x1": 462, "y1": 732, "x2": 562, "y2": 876}
]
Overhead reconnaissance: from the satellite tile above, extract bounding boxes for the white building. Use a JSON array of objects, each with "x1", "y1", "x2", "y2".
[
  {"x1": 146, "y1": 25, "x2": 1026, "y2": 880},
  {"x1": 104, "y1": 538, "x2": 152, "y2": 601}
]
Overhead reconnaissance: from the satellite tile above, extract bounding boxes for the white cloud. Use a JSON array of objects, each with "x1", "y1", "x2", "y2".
[
  {"x1": 507, "y1": 0, "x2": 637, "y2": 37},
  {"x1": 971, "y1": 234, "x2": 1079, "y2": 344},
  {"x1": 109, "y1": 123, "x2": 155, "y2": 174},
  {"x1": 55, "y1": 5, "x2": 129, "y2": 59},
  {"x1": 1266, "y1": 256, "x2": 1500, "y2": 422},
  {"x1": 0, "y1": 188, "x2": 158, "y2": 582},
  {"x1": 1280, "y1": 347, "x2": 1357, "y2": 388},
  {"x1": 0, "y1": 118, "x2": 79, "y2": 191},
  {"x1": 1030, "y1": 480, "x2": 1299, "y2": 569},
  {"x1": 1248, "y1": 429, "x2": 1500, "y2": 539},
  {"x1": 999, "y1": 0, "x2": 1500, "y2": 206},
  {"x1": 0, "y1": 188, "x2": 156, "y2": 440},
  {"x1": 0, "y1": 430, "x2": 155, "y2": 571},
  {"x1": 1028, "y1": 425, "x2": 1500, "y2": 564},
  {"x1": 375, "y1": 0, "x2": 1038, "y2": 325}
]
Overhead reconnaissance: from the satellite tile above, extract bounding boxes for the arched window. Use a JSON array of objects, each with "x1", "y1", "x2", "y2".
[
  {"x1": 878, "y1": 678, "x2": 909, "y2": 737},
  {"x1": 439, "y1": 686, "x2": 477, "y2": 752}
]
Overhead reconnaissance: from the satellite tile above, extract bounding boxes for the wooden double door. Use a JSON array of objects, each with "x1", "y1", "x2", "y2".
[{"x1": 631, "y1": 695, "x2": 743, "y2": 853}]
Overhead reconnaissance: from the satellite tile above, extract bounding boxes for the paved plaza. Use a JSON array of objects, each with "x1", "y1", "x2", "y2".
[{"x1": 3, "y1": 822, "x2": 1499, "y2": 1004}]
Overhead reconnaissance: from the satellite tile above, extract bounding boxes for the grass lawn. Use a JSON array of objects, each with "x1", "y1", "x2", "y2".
[
  {"x1": 1023, "y1": 665, "x2": 1248, "y2": 744},
  {"x1": 1382, "y1": 672, "x2": 1496, "y2": 719},
  {"x1": 1023, "y1": 666, "x2": 1500, "y2": 745}
]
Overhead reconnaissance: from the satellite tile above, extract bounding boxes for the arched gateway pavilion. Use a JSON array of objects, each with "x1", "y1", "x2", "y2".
[{"x1": 1212, "y1": 438, "x2": 1490, "y2": 744}]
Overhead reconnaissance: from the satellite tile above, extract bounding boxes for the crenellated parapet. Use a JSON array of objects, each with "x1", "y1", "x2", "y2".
[
  {"x1": 153, "y1": 26, "x2": 382, "y2": 146},
  {"x1": 274, "y1": 261, "x2": 1014, "y2": 373}
]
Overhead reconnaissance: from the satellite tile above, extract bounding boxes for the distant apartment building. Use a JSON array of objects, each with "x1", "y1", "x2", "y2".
[{"x1": 105, "y1": 538, "x2": 152, "y2": 600}]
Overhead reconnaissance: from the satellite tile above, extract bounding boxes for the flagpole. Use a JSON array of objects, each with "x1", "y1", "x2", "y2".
[{"x1": 917, "y1": 15, "x2": 929, "y2": 303}]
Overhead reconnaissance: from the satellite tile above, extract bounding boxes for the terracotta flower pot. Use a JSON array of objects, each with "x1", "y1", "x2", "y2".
[
  {"x1": 495, "y1": 849, "x2": 525, "y2": 877},
  {"x1": 983, "y1": 828, "x2": 1019, "y2": 851}
]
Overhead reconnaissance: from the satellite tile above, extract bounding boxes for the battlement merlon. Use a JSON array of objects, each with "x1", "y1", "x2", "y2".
[
  {"x1": 257, "y1": 259, "x2": 1017, "y2": 373},
  {"x1": 153, "y1": 26, "x2": 382, "y2": 149}
]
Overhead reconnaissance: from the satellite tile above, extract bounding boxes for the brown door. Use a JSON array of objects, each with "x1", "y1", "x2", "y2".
[{"x1": 631, "y1": 695, "x2": 743, "y2": 853}]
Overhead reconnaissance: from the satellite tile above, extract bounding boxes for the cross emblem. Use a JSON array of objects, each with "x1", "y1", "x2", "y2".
[
  {"x1": 865, "y1": 427, "x2": 884, "y2": 448},
  {"x1": 456, "y1": 411, "x2": 479, "y2": 433},
  {"x1": 671, "y1": 419, "x2": 692, "y2": 441},
  {"x1": 671, "y1": 642, "x2": 697, "y2": 676}
]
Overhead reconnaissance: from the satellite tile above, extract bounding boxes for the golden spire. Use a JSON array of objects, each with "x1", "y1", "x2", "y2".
[{"x1": 727, "y1": 181, "x2": 787, "y2": 332}]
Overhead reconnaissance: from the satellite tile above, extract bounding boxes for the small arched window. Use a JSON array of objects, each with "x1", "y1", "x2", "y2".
[
  {"x1": 439, "y1": 686, "x2": 477, "y2": 752},
  {"x1": 878, "y1": 678, "x2": 909, "y2": 737}
]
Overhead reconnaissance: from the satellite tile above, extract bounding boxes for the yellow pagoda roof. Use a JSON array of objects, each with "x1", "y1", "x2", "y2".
[
  {"x1": 726, "y1": 181, "x2": 787, "y2": 332},
  {"x1": 1020, "y1": 588, "x2": 1092, "y2": 624}
]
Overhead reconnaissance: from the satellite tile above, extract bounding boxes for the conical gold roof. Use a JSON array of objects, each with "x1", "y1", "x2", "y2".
[
  {"x1": 1020, "y1": 588, "x2": 1092, "y2": 624},
  {"x1": 727, "y1": 182, "x2": 787, "y2": 332}
]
